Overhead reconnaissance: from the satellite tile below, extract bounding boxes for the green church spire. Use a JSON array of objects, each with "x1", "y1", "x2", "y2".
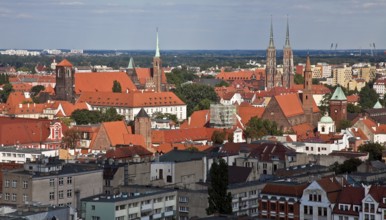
[{"x1": 155, "y1": 28, "x2": 160, "y2": 57}]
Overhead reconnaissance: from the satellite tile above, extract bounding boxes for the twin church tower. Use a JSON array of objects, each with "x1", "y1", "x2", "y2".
[{"x1": 265, "y1": 17, "x2": 294, "y2": 89}]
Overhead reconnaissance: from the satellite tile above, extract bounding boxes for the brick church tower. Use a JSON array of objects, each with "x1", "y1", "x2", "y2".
[
  {"x1": 282, "y1": 17, "x2": 294, "y2": 89},
  {"x1": 153, "y1": 30, "x2": 163, "y2": 92},
  {"x1": 302, "y1": 55, "x2": 314, "y2": 124},
  {"x1": 265, "y1": 18, "x2": 277, "y2": 89},
  {"x1": 329, "y1": 87, "x2": 347, "y2": 123},
  {"x1": 55, "y1": 59, "x2": 75, "y2": 103},
  {"x1": 134, "y1": 108, "x2": 152, "y2": 150}
]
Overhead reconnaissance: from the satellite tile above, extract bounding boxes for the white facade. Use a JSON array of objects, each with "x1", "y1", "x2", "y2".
[
  {"x1": 300, "y1": 181, "x2": 334, "y2": 220},
  {"x1": 285, "y1": 134, "x2": 349, "y2": 155},
  {"x1": 220, "y1": 93, "x2": 244, "y2": 105},
  {"x1": 233, "y1": 127, "x2": 246, "y2": 143},
  {"x1": 373, "y1": 78, "x2": 386, "y2": 99},
  {"x1": 0, "y1": 147, "x2": 57, "y2": 163}
]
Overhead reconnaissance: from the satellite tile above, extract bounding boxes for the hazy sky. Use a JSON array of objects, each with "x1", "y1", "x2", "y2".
[{"x1": 0, "y1": 0, "x2": 385, "y2": 50}]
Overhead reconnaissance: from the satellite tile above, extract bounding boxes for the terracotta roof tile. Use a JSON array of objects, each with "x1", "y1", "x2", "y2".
[
  {"x1": 275, "y1": 93, "x2": 304, "y2": 117},
  {"x1": 180, "y1": 110, "x2": 210, "y2": 129},
  {"x1": 102, "y1": 121, "x2": 131, "y2": 147},
  {"x1": 237, "y1": 104, "x2": 265, "y2": 126},
  {"x1": 106, "y1": 145, "x2": 152, "y2": 159},
  {"x1": 261, "y1": 182, "x2": 308, "y2": 197},
  {"x1": 57, "y1": 59, "x2": 73, "y2": 67},
  {"x1": 75, "y1": 72, "x2": 137, "y2": 94}
]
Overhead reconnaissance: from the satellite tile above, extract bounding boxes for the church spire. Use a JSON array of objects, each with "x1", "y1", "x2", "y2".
[
  {"x1": 284, "y1": 16, "x2": 291, "y2": 48},
  {"x1": 155, "y1": 28, "x2": 160, "y2": 57},
  {"x1": 269, "y1": 16, "x2": 275, "y2": 48}
]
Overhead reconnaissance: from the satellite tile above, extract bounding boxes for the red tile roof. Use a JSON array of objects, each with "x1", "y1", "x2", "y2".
[
  {"x1": 6, "y1": 92, "x2": 32, "y2": 106},
  {"x1": 275, "y1": 93, "x2": 304, "y2": 117},
  {"x1": 135, "y1": 68, "x2": 167, "y2": 85},
  {"x1": 102, "y1": 121, "x2": 131, "y2": 147},
  {"x1": 0, "y1": 117, "x2": 59, "y2": 146},
  {"x1": 237, "y1": 104, "x2": 265, "y2": 126},
  {"x1": 216, "y1": 69, "x2": 263, "y2": 81},
  {"x1": 347, "y1": 94, "x2": 359, "y2": 103},
  {"x1": 180, "y1": 110, "x2": 210, "y2": 129},
  {"x1": 77, "y1": 91, "x2": 185, "y2": 108},
  {"x1": 292, "y1": 123, "x2": 315, "y2": 140},
  {"x1": 75, "y1": 72, "x2": 137, "y2": 94},
  {"x1": 57, "y1": 59, "x2": 73, "y2": 67}
]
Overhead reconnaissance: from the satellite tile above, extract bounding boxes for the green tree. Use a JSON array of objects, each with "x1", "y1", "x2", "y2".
[
  {"x1": 294, "y1": 74, "x2": 304, "y2": 84},
  {"x1": 331, "y1": 158, "x2": 362, "y2": 174},
  {"x1": 0, "y1": 83, "x2": 13, "y2": 103},
  {"x1": 165, "y1": 67, "x2": 198, "y2": 87},
  {"x1": 193, "y1": 98, "x2": 212, "y2": 112},
  {"x1": 101, "y1": 107, "x2": 124, "y2": 122},
  {"x1": 112, "y1": 80, "x2": 122, "y2": 93},
  {"x1": 359, "y1": 84, "x2": 378, "y2": 110},
  {"x1": 71, "y1": 109, "x2": 102, "y2": 125},
  {"x1": 358, "y1": 143, "x2": 385, "y2": 161},
  {"x1": 153, "y1": 112, "x2": 178, "y2": 123},
  {"x1": 337, "y1": 119, "x2": 352, "y2": 131},
  {"x1": 61, "y1": 128, "x2": 80, "y2": 149},
  {"x1": 207, "y1": 158, "x2": 232, "y2": 215},
  {"x1": 347, "y1": 103, "x2": 362, "y2": 113},
  {"x1": 174, "y1": 84, "x2": 218, "y2": 116},
  {"x1": 211, "y1": 130, "x2": 226, "y2": 145},
  {"x1": 244, "y1": 117, "x2": 282, "y2": 140},
  {"x1": 30, "y1": 85, "x2": 45, "y2": 96},
  {"x1": 215, "y1": 80, "x2": 229, "y2": 87}
]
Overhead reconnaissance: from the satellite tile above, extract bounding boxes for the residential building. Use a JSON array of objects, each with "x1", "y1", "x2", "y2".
[
  {"x1": 0, "y1": 147, "x2": 56, "y2": 163},
  {"x1": 1, "y1": 157, "x2": 103, "y2": 210},
  {"x1": 259, "y1": 182, "x2": 308, "y2": 220}
]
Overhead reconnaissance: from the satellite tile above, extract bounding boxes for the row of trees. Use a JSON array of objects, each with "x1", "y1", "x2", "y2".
[
  {"x1": 70, "y1": 108, "x2": 124, "y2": 125},
  {"x1": 0, "y1": 73, "x2": 10, "y2": 85}
]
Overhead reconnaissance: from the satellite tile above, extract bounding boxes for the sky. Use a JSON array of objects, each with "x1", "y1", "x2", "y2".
[{"x1": 0, "y1": 0, "x2": 385, "y2": 50}]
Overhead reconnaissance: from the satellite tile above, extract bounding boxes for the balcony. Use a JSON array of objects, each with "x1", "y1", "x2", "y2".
[
  {"x1": 141, "y1": 203, "x2": 152, "y2": 211},
  {"x1": 164, "y1": 210, "x2": 175, "y2": 217},
  {"x1": 153, "y1": 213, "x2": 163, "y2": 219}
]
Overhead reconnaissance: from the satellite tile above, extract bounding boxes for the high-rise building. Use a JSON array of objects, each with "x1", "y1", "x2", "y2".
[{"x1": 282, "y1": 17, "x2": 294, "y2": 89}]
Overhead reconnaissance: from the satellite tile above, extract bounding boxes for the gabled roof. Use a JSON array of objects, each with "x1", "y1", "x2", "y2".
[
  {"x1": 57, "y1": 59, "x2": 73, "y2": 67},
  {"x1": 6, "y1": 92, "x2": 32, "y2": 106},
  {"x1": 75, "y1": 72, "x2": 137, "y2": 94},
  {"x1": 330, "y1": 87, "x2": 347, "y2": 101},
  {"x1": 102, "y1": 121, "x2": 131, "y2": 147},
  {"x1": 180, "y1": 110, "x2": 210, "y2": 129},
  {"x1": 275, "y1": 93, "x2": 304, "y2": 117},
  {"x1": 373, "y1": 100, "x2": 383, "y2": 109},
  {"x1": 333, "y1": 186, "x2": 364, "y2": 216},
  {"x1": 368, "y1": 185, "x2": 386, "y2": 206},
  {"x1": 292, "y1": 123, "x2": 315, "y2": 140},
  {"x1": 227, "y1": 166, "x2": 252, "y2": 184}
]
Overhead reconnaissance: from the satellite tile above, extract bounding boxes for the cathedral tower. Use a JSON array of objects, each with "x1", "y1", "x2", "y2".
[
  {"x1": 265, "y1": 17, "x2": 277, "y2": 89},
  {"x1": 283, "y1": 17, "x2": 294, "y2": 89},
  {"x1": 55, "y1": 59, "x2": 75, "y2": 103},
  {"x1": 153, "y1": 29, "x2": 162, "y2": 92}
]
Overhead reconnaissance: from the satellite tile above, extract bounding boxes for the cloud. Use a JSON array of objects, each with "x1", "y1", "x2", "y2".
[{"x1": 58, "y1": 1, "x2": 84, "y2": 6}]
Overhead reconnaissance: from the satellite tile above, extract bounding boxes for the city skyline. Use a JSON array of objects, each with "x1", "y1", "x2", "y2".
[{"x1": 0, "y1": 0, "x2": 385, "y2": 50}]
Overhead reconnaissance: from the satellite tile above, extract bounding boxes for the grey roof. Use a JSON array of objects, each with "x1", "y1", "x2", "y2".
[
  {"x1": 14, "y1": 163, "x2": 102, "y2": 178},
  {"x1": 0, "y1": 147, "x2": 54, "y2": 154},
  {"x1": 135, "y1": 108, "x2": 150, "y2": 118},
  {"x1": 159, "y1": 149, "x2": 206, "y2": 162}
]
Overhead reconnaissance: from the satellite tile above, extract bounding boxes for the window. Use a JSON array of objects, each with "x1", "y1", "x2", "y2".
[
  {"x1": 12, "y1": 180, "x2": 17, "y2": 188},
  {"x1": 179, "y1": 206, "x2": 189, "y2": 212},
  {"x1": 91, "y1": 217, "x2": 100, "y2": 220},
  {"x1": 23, "y1": 181, "x2": 28, "y2": 189},
  {"x1": 67, "y1": 177, "x2": 72, "y2": 184},
  {"x1": 67, "y1": 189, "x2": 72, "y2": 198},
  {"x1": 49, "y1": 192, "x2": 55, "y2": 200},
  {"x1": 92, "y1": 205, "x2": 95, "y2": 210},
  {"x1": 5, "y1": 193, "x2": 10, "y2": 201},
  {"x1": 49, "y1": 179, "x2": 55, "y2": 187},
  {"x1": 5, "y1": 180, "x2": 9, "y2": 188},
  {"x1": 59, "y1": 178, "x2": 64, "y2": 185},
  {"x1": 116, "y1": 217, "x2": 124, "y2": 220},
  {"x1": 59, "y1": 190, "x2": 64, "y2": 199},
  {"x1": 179, "y1": 196, "x2": 188, "y2": 203},
  {"x1": 11, "y1": 193, "x2": 16, "y2": 201},
  {"x1": 270, "y1": 202, "x2": 276, "y2": 211},
  {"x1": 288, "y1": 204, "x2": 294, "y2": 213},
  {"x1": 23, "y1": 194, "x2": 28, "y2": 202}
]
